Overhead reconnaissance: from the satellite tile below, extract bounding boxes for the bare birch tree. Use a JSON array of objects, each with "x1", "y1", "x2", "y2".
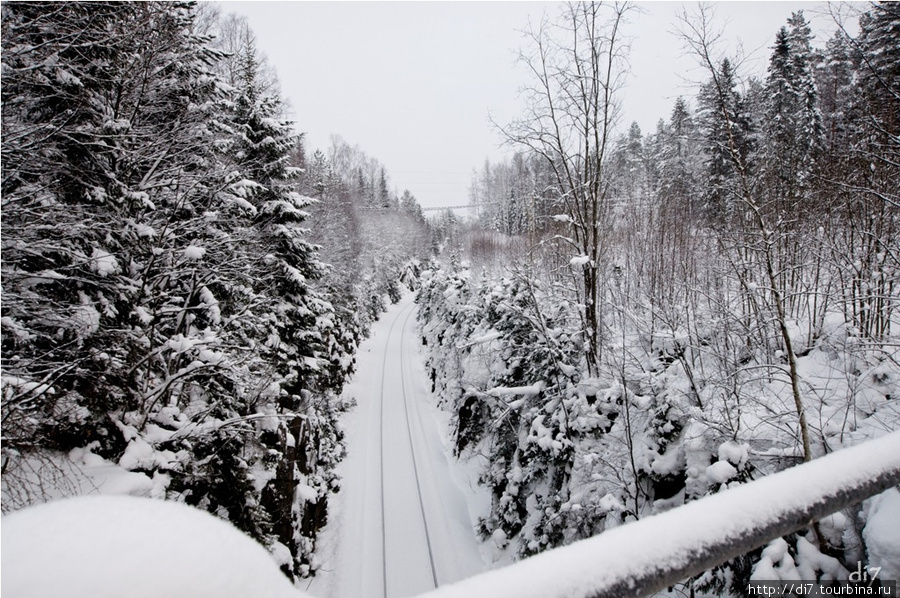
[{"x1": 500, "y1": 1, "x2": 633, "y2": 375}]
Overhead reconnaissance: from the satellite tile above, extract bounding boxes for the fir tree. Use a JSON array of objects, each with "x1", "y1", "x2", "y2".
[
  {"x1": 761, "y1": 13, "x2": 824, "y2": 210},
  {"x1": 697, "y1": 58, "x2": 753, "y2": 222},
  {"x1": 1, "y1": 1, "x2": 234, "y2": 459},
  {"x1": 657, "y1": 97, "x2": 700, "y2": 219},
  {"x1": 857, "y1": 2, "x2": 900, "y2": 166},
  {"x1": 816, "y1": 31, "x2": 857, "y2": 158},
  {"x1": 222, "y1": 35, "x2": 348, "y2": 577}
]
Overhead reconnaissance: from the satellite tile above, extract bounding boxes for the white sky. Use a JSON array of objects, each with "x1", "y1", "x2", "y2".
[{"x1": 220, "y1": 1, "x2": 846, "y2": 209}]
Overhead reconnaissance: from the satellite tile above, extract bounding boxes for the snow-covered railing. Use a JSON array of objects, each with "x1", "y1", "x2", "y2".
[{"x1": 417, "y1": 432, "x2": 900, "y2": 598}]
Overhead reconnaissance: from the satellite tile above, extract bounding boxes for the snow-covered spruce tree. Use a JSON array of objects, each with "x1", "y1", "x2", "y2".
[
  {"x1": 2, "y1": 2, "x2": 349, "y2": 580},
  {"x1": 656, "y1": 97, "x2": 701, "y2": 216},
  {"x1": 816, "y1": 30, "x2": 858, "y2": 159},
  {"x1": 770, "y1": 12, "x2": 831, "y2": 340},
  {"x1": 2, "y1": 0, "x2": 249, "y2": 542},
  {"x1": 1, "y1": 1, "x2": 243, "y2": 492},
  {"x1": 301, "y1": 148, "x2": 364, "y2": 371},
  {"x1": 761, "y1": 13, "x2": 823, "y2": 214},
  {"x1": 843, "y1": 1, "x2": 899, "y2": 342},
  {"x1": 419, "y1": 265, "x2": 649, "y2": 558},
  {"x1": 646, "y1": 97, "x2": 705, "y2": 313},
  {"x1": 611, "y1": 122, "x2": 653, "y2": 208},
  {"x1": 208, "y1": 35, "x2": 348, "y2": 579},
  {"x1": 313, "y1": 135, "x2": 431, "y2": 328},
  {"x1": 696, "y1": 57, "x2": 755, "y2": 224}
]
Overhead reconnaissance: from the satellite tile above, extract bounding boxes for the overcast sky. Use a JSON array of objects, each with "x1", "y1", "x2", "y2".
[{"x1": 222, "y1": 1, "x2": 846, "y2": 209}]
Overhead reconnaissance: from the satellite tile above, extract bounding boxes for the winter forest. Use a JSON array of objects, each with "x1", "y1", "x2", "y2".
[{"x1": 2, "y1": 2, "x2": 899, "y2": 597}]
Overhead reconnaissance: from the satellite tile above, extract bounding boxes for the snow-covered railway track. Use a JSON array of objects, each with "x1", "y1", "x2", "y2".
[
  {"x1": 396, "y1": 303, "x2": 439, "y2": 591},
  {"x1": 378, "y1": 298, "x2": 439, "y2": 598},
  {"x1": 309, "y1": 294, "x2": 485, "y2": 598}
]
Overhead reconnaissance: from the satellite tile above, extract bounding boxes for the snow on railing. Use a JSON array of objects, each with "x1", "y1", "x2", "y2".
[{"x1": 416, "y1": 432, "x2": 900, "y2": 598}]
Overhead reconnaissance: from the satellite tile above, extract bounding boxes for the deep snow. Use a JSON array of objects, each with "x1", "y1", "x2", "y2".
[{"x1": 1, "y1": 495, "x2": 305, "y2": 598}]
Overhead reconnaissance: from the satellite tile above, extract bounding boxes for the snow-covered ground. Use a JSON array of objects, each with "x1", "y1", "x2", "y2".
[
  {"x1": 2, "y1": 495, "x2": 306, "y2": 598},
  {"x1": 306, "y1": 294, "x2": 489, "y2": 598}
]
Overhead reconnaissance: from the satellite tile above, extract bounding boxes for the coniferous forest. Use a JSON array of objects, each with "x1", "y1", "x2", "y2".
[{"x1": 2, "y1": 1, "x2": 899, "y2": 595}]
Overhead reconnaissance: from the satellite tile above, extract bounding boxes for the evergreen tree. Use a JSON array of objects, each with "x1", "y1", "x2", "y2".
[
  {"x1": 816, "y1": 31, "x2": 857, "y2": 158},
  {"x1": 377, "y1": 167, "x2": 392, "y2": 209},
  {"x1": 2, "y1": 3, "x2": 352, "y2": 580},
  {"x1": 613, "y1": 122, "x2": 650, "y2": 205},
  {"x1": 842, "y1": 1, "x2": 900, "y2": 341},
  {"x1": 1, "y1": 1, "x2": 234, "y2": 462},
  {"x1": 228, "y1": 37, "x2": 333, "y2": 397},
  {"x1": 763, "y1": 27, "x2": 797, "y2": 204},
  {"x1": 857, "y1": 2, "x2": 900, "y2": 167},
  {"x1": 221, "y1": 35, "x2": 348, "y2": 577},
  {"x1": 786, "y1": 11, "x2": 824, "y2": 174},
  {"x1": 657, "y1": 97, "x2": 700, "y2": 219},
  {"x1": 761, "y1": 13, "x2": 823, "y2": 210},
  {"x1": 697, "y1": 58, "x2": 753, "y2": 222}
]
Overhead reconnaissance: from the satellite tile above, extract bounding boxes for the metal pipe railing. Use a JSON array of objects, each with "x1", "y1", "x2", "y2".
[{"x1": 416, "y1": 431, "x2": 900, "y2": 598}]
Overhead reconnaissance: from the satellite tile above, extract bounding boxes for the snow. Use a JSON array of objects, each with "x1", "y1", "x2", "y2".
[
  {"x1": 718, "y1": 440, "x2": 750, "y2": 467},
  {"x1": 1, "y1": 316, "x2": 35, "y2": 341},
  {"x1": 649, "y1": 444, "x2": 683, "y2": 476},
  {"x1": 55, "y1": 67, "x2": 83, "y2": 87},
  {"x1": 488, "y1": 381, "x2": 545, "y2": 398},
  {"x1": 751, "y1": 535, "x2": 848, "y2": 582},
  {"x1": 133, "y1": 305, "x2": 154, "y2": 324},
  {"x1": 198, "y1": 348, "x2": 224, "y2": 364},
  {"x1": 72, "y1": 303, "x2": 101, "y2": 336},
  {"x1": 705, "y1": 460, "x2": 738, "y2": 484},
  {"x1": 200, "y1": 285, "x2": 222, "y2": 324},
  {"x1": 1, "y1": 375, "x2": 55, "y2": 401},
  {"x1": 18, "y1": 269, "x2": 68, "y2": 289},
  {"x1": 90, "y1": 247, "x2": 119, "y2": 276},
  {"x1": 751, "y1": 539, "x2": 787, "y2": 580},
  {"x1": 795, "y1": 536, "x2": 845, "y2": 580},
  {"x1": 464, "y1": 330, "x2": 502, "y2": 346},
  {"x1": 569, "y1": 255, "x2": 591, "y2": 267},
  {"x1": 117, "y1": 436, "x2": 158, "y2": 470},
  {"x1": 1, "y1": 495, "x2": 308, "y2": 598},
  {"x1": 166, "y1": 334, "x2": 198, "y2": 353},
  {"x1": 597, "y1": 493, "x2": 625, "y2": 513},
  {"x1": 296, "y1": 483, "x2": 318, "y2": 503},
  {"x1": 135, "y1": 222, "x2": 156, "y2": 238},
  {"x1": 183, "y1": 244, "x2": 207, "y2": 260},
  {"x1": 862, "y1": 487, "x2": 900, "y2": 580},
  {"x1": 305, "y1": 294, "x2": 487, "y2": 598},
  {"x1": 413, "y1": 431, "x2": 900, "y2": 598}
]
